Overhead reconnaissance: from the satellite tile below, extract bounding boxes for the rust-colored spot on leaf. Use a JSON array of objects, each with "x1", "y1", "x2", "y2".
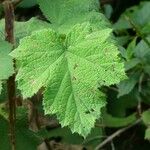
[
  {"x1": 72, "y1": 76, "x2": 77, "y2": 81},
  {"x1": 73, "y1": 63, "x2": 78, "y2": 70}
]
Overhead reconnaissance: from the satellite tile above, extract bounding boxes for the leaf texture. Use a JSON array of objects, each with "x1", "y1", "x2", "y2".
[
  {"x1": 0, "y1": 40, "x2": 14, "y2": 81},
  {"x1": 38, "y1": 0, "x2": 99, "y2": 24},
  {"x1": 37, "y1": 0, "x2": 110, "y2": 33},
  {"x1": 0, "y1": 17, "x2": 50, "y2": 42},
  {"x1": 11, "y1": 22, "x2": 126, "y2": 137}
]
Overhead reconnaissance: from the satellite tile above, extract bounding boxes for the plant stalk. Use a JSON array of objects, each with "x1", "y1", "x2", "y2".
[
  {"x1": 95, "y1": 119, "x2": 141, "y2": 150},
  {"x1": 3, "y1": 0, "x2": 16, "y2": 150}
]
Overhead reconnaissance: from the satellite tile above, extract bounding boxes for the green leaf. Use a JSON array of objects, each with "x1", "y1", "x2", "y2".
[
  {"x1": 113, "y1": 1, "x2": 150, "y2": 30},
  {"x1": 116, "y1": 36, "x2": 131, "y2": 46},
  {"x1": 142, "y1": 110, "x2": 150, "y2": 140},
  {"x1": 102, "y1": 112, "x2": 137, "y2": 127},
  {"x1": 37, "y1": 0, "x2": 110, "y2": 33},
  {"x1": 126, "y1": 38, "x2": 137, "y2": 60},
  {"x1": 0, "y1": 18, "x2": 50, "y2": 43},
  {"x1": 103, "y1": 4, "x2": 113, "y2": 19},
  {"x1": 11, "y1": 23, "x2": 126, "y2": 137},
  {"x1": 134, "y1": 39, "x2": 150, "y2": 59},
  {"x1": 107, "y1": 90, "x2": 138, "y2": 117},
  {"x1": 125, "y1": 58, "x2": 141, "y2": 71},
  {"x1": 117, "y1": 73, "x2": 139, "y2": 97},
  {"x1": 18, "y1": 0, "x2": 37, "y2": 8},
  {"x1": 0, "y1": 40, "x2": 14, "y2": 81},
  {"x1": 145, "y1": 127, "x2": 150, "y2": 140},
  {"x1": 38, "y1": 0, "x2": 99, "y2": 24},
  {"x1": 0, "y1": 107, "x2": 40, "y2": 150},
  {"x1": 142, "y1": 110, "x2": 150, "y2": 126},
  {"x1": 141, "y1": 22, "x2": 150, "y2": 35}
]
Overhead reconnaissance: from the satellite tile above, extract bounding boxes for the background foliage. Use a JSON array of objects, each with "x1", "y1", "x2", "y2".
[{"x1": 0, "y1": 0, "x2": 150, "y2": 149}]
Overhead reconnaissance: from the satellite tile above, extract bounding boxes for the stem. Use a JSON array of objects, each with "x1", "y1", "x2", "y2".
[
  {"x1": 3, "y1": 1, "x2": 16, "y2": 150},
  {"x1": 95, "y1": 119, "x2": 141, "y2": 150},
  {"x1": 137, "y1": 73, "x2": 144, "y2": 116}
]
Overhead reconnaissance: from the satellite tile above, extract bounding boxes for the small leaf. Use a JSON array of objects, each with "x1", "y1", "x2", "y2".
[
  {"x1": 141, "y1": 22, "x2": 150, "y2": 35},
  {"x1": 134, "y1": 40, "x2": 150, "y2": 59},
  {"x1": 142, "y1": 110, "x2": 150, "y2": 126},
  {"x1": 116, "y1": 36, "x2": 131, "y2": 46},
  {"x1": 145, "y1": 127, "x2": 150, "y2": 140},
  {"x1": 126, "y1": 38, "x2": 137, "y2": 60},
  {"x1": 103, "y1": 4, "x2": 113, "y2": 19},
  {"x1": 117, "y1": 74, "x2": 139, "y2": 97},
  {"x1": 113, "y1": 1, "x2": 150, "y2": 30},
  {"x1": 125, "y1": 58, "x2": 141, "y2": 71}
]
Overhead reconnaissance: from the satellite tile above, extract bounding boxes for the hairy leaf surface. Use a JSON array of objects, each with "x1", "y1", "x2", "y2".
[
  {"x1": 37, "y1": 0, "x2": 110, "y2": 33},
  {"x1": 38, "y1": 0, "x2": 99, "y2": 24},
  {"x1": 0, "y1": 18, "x2": 50, "y2": 42},
  {"x1": 11, "y1": 22, "x2": 126, "y2": 137}
]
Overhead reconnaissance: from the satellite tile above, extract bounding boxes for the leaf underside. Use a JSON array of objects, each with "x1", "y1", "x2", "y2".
[{"x1": 11, "y1": 22, "x2": 126, "y2": 137}]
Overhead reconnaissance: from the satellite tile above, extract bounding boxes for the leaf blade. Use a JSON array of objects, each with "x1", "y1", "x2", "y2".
[{"x1": 11, "y1": 22, "x2": 126, "y2": 137}]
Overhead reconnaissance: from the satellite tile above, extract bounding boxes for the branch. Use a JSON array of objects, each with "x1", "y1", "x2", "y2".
[
  {"x1": 3, "y1": 0, "x2": 16, "y2": 150},
  {"x1": 95, "y1": 119, "x2": 141, "y2": 150},
  {"x1": 12, "y1": 0, "x2": 22, "y2": 7},
  {"x1": 1, "y1": 0, "x2": 23, "y2": 7}
]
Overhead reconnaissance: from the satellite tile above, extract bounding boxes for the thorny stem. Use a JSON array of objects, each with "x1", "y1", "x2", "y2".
[{"x1": 3, "y1": 0, "x2": 16, "y2": 150}]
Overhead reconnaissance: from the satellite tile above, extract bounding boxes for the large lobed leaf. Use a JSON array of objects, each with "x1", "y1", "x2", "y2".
[
  {"x1": 11, "y1": 22, "x2": 126, "y2": 137},
  {"x1": 38, "y1": 0, "x2": 99, "y2": 24},
  {"x1": 0, "y1": 17, "x2": 50, "y2": 43},
  {"x1": 37, "y1": 0, "x2": 110, "y2": 33}
]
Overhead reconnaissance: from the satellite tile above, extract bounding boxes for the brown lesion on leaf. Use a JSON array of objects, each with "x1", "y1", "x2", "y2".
[
  {"x1": 111, "y1": 64, "x2": 115, "y2": 71},
  {"x1": 73, "y1": 63, "x2": 78, "y2": 70},
  {"x1": 72, "y1": 76, "x2": 77, "y2": 81}
]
